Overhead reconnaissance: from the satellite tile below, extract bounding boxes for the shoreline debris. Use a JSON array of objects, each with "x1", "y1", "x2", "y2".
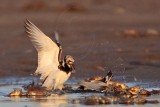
[{"x1": 8, "y1": 72, "x2": 160, "y2": 105}]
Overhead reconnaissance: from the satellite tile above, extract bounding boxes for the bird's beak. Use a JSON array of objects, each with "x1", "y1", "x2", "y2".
[{"x1": 71, "y1": 64, "x2": 76, "y2": 73}]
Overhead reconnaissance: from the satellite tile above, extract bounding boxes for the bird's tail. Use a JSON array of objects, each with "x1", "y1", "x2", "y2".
[{"x1": 105, "y1": 70, "x2": 113, "y2": 85}]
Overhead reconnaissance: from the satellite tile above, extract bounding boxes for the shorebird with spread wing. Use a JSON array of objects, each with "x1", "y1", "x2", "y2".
[{"x1": 24, "y1": 19, "x2": 75, "y2": 91}]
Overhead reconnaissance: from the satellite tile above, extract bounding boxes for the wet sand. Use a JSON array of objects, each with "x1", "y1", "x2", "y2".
[
  {"x1": 0, "y1": 1, "x2": 160, "y2": 81},
  {"x1": 0, "y1": 77, "x2": 160, "y2": 107}
]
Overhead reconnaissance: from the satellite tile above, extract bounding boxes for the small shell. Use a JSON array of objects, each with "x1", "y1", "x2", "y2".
[
  {"x1": 113, "y1": 85, "x2": 126, "y2": 94},
  {"x1": 109, "y1": 81, "x2": 128, "y2": 90},
  {"x1": 128, "y1": 86, "x2": 140, "y2": 95}
]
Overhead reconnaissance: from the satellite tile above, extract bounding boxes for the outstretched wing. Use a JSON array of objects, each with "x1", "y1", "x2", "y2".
[{"x1": 24, "y1": 19, "x2": 60, "y2": 80}]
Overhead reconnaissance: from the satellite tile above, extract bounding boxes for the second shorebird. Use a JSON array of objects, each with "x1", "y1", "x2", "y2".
[{"x1": 24, "y1": 19, "x2": 75, "y2": 91}]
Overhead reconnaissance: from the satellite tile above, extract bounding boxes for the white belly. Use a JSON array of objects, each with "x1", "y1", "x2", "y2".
[{"x1": 42, "y1": 70, "x2": 71, "y2": 90}]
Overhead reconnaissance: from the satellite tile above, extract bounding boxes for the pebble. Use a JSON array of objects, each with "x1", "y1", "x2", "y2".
[
  {"x1": 146, "y1": 29, "x2": 159, "y2": 36},
  {"x1": 8, "y1": 89, "x2": 22, "y2": 96},
  {"x1": 119, "y1": 98, "x2": 134, "y2": 105},
  {"x1": 139, "y1": 89, "x2": 151, "y2": 96},
  {"x1": 123, "y1": 29, "x2": 141, "y2": 38},
  {"x1": 84, "y1": 96, "x2": 111, "y2": 105},
  {"x1": 146, "y1": 100, "x2": 159, "y2": 104},
  {"x1": 151, "y1": 90, "x2": 160, "y2": 95},
  {"x1": 27, "y1": 87, "x2": 47, "y2": 96},
  {"x1": 72, "y1": 99, "x2": 81, "y2": 104}
]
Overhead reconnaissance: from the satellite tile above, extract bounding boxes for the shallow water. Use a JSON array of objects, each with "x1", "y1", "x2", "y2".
[{"x1": 0, "y1": 77, "x2": 160, "y2": 107}]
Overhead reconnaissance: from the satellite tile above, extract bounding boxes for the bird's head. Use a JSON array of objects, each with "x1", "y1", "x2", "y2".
[{"x1": 64, "y1": 55, "x2": 75, "y2": 73}]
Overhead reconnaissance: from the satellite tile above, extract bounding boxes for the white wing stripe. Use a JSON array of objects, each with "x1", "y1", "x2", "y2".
[{"x1": 25, "y1": 19, "x2": 60, "y2": 80}]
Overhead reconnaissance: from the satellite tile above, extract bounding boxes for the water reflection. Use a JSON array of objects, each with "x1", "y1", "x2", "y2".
[
  {"x1": 0, "y1": 78, "x2": 160, "y2": 107},
  {"x1": 36, "y1": 95, "x2": 69, "y2": 107}
]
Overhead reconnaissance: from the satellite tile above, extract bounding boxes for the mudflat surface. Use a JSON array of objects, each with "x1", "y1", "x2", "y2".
[
  {"x1": 0, "y1": 0, "x2": 160, "y2": 81},
  {"x1": 0, "y1": 77, "x2": 159, "y2": 107}
]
